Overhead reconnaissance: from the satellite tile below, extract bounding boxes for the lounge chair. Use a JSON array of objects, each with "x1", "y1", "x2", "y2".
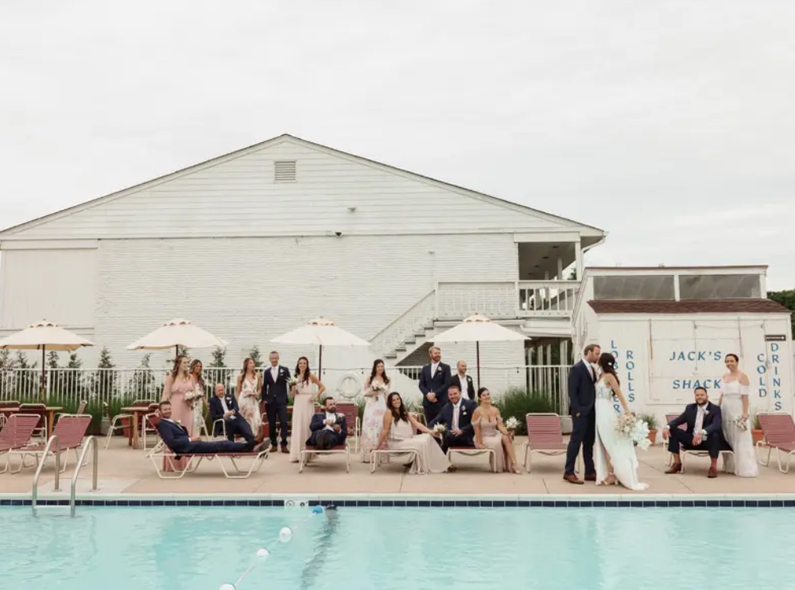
[
  {"x1": 19, "y1": 403, "x2": 48, "y2": 443},
  {"x1": 446, "y1": 447, "x2": 497, "y2": 472},
  {"x1": 0, "y1": 414, "x2": 41, "y2": 473},
  {"x1": 369, "y1": 411, "x2": 422, "y2": 473},
  {"x1": 9, "y1": 415, "x2": 92, "y2": 474},
  {"x1": 335, "y1": 402, "x2": 360, "y2": 453},
  {"x1": 757, "y1": 413, "x2": 795, "y2": 473},
  {"x1": 522, "y1": 413, "x2": 569, "y2": 473},
  {"x1": 147, "y1": 416, "x2": 269, "y2": 479}
]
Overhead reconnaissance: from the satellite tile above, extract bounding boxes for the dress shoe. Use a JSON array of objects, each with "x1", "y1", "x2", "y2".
[
  {"x1": 707, "y1": 465, "x2": 718, "y2": 478},
  {"x1": 447, "y1": 464, "x2": 458, "y2": 473},
  {"x1": 563, "y1": 473, "x2": 583, "y2": 485},
  {"x1": 584, "y1": 473, "x2": 597, "y2": 482},
  {"x1": 665, "y1": 462, "x2": 682, "y2": 474},
  {"x1": 280, "y1": 445, "x2": 289, "y2": 454}
]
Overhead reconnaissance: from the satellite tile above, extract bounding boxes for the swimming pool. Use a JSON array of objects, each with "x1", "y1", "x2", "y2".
[{"x1": 4, "y1": 504, "x2": 794, "y2": 589}]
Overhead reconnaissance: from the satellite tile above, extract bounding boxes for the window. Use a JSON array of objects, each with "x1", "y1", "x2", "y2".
[
  {"x1": 678, "y1": 274, "x2": 761, "y2": 300},
  {"x1": 274, "y1": 160, "x2": 296, "y2": 182},
  {"x1": 593, "y1": 275, "x2": 675, "y2": 300}
]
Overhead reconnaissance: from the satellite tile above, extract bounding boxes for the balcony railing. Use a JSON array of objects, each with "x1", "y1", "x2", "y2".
[
  {"x1": 517, "y1": 280, "x2": 580, "y2": 317},
  {"x1": 436, "y1": 280, "x2": 580, "y2": 320}
]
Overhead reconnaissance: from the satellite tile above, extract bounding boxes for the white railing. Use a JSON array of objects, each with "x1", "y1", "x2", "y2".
[
  {"x1": 0, "y1": 365, "x2": 571, "y2": 413},
  {"x1": 369, "y1": 290, "x2": 436, "y2": 358},
  {"x1": 436, "y1": 281, "x2": 517, "y2": 320},
  {"x1": 518, "y1": 280, "x2": 579, "y2": 317}
]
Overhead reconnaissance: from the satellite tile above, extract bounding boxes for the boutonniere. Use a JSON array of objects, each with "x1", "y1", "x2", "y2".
[
  {"x1": 704, "y1": 410, "x2": 710, "y2": 415},
  {"x1": 462, "y1": 409, "x2": 468, "y2": 416}
]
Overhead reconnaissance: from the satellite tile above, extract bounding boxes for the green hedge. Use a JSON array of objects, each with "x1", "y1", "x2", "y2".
[{"x1": 492, "y1": 387, "x2": 557, "y2": 436}]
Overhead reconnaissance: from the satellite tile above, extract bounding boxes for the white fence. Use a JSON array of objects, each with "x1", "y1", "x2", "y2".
[{"x1": 0, "y1": 365, "x2": 571, "y2": 411}]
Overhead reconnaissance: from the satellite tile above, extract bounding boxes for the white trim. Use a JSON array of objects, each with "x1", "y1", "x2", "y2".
[
  {"x1": 513, "y1": 231, "x2": 583, "y2": 243},
  {"x1": 0, "y1": 134, "x2": 607, "y2": 239},
  {"x1": 0, "y1": 239, "x2": 98, "y2": 250}
]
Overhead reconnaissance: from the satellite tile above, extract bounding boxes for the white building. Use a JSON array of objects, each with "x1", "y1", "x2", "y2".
[
  {"x1": 0, "y1": 134, "x2": 604, "y2": 395},
  {"x1": 572, "y1": 266, "x2": 794, "y2": 421}
]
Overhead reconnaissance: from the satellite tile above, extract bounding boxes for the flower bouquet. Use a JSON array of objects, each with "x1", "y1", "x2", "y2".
[
  {"x1": 184, "y1": 388, "x2": 203, "y2": 409},
  {"x1": 288, "y1": 377, "x2": 298, "y2": 387},
  {"x1": 505, "y1": 416, "x2": 520, "y2": 431},
  {"x1": 615, "y1": 412, "x2": 651, "y2": 451},
  {"x1": 733, "y1": 417, "x2": 748, "y2": 431},
  {"x1": 371, "y1": 382, "x2": 387, "y2": 393},
  {"x1": 432, "y1": 423, "x2": 447, "y2": 436}
]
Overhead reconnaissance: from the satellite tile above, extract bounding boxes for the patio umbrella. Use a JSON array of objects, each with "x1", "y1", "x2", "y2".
[
  {"x1": 0, "y1": 319, "x2": 95, "y2": 400},
  {"x1": 271, "y1": 317, "x2": 369, "y2": 375},
  {"x1": 431, "y1": 314, "x2": 528, "y2": 389},
  {"x1": 127, "y1": 318, "x2": 228, "y2": 360}
]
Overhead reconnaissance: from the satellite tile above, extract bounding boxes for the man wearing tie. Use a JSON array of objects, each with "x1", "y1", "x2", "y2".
[
  {"x1": 428, "y1": 384, "x2": 477, "y2": 470},
  {"x1": 261, "y1": 350, "x2": 291, "y2": 453},
  {"x1": 418, "y1": 346, "x2": 452, "y2": 423},
  {"x1": 450, "y1": 360, "x2": 475, "y2": 400}
]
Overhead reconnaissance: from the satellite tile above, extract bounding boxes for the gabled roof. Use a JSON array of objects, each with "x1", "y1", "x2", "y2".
[
  {"x1": 588, "y1": 299, "x2": 789, "y2": 314},
  {"x1": 0, "y1": 133, "x2": 605, "y2": 237}
]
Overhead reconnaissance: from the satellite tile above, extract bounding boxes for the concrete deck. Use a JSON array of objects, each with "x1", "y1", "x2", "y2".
[{"x1": 2, "y1": 436, "x2": 793, "y2": 497}]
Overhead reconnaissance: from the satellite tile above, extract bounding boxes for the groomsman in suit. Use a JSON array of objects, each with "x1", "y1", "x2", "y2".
[
  {"x1": 450, "y1": 360, "x2": 476, "y2": 400},
  {"x1": 419, "y1": 346, "x2": 452, "y2": 423},
  {"x1": 428, "y1": 384, "x2": 477, "y2": 457},
  {"x1": 208, "y1": 383, "x2": 256, "y2": 446},
  {"x1": 261, "y1": 350, "x2": 291, "y2": 453},
  {"x1": 307, "y1": 397, "x2": 348, "y2": 450},
  {"x1": 156, "y1": 401, "x2": 267, "y2": 455},
  {"x1": 665, "y1": 386, "x2": 728, "y2": 478}
]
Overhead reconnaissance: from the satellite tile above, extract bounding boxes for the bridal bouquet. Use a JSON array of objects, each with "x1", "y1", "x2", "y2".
[
  {"x1": 505, "y1": 416, "x2": 520, "y2": 431},
  {"x1": 615, "y1": 413, "x2": 651, "y2": 451},
  {"x1": 733, "y1": 417, "x2": 748, "y2": 431},
  {"x1": 184, "y1": 388, "x2": 203, "y2": 409},
  {"x1": 371, "y1": 382, "x2": 387, "y2": 393}
]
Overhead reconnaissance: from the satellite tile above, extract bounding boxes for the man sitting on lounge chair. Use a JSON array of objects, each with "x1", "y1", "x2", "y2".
[
  {"x1": 156, "y1": 401, "x2": 268, "y2": 456},
  {"x1": 307, "y1": 397, "x2": 348, "y2": 450}
]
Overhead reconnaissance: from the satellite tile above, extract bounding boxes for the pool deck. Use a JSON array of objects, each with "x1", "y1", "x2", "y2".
[{"x1": 1, "y1": 435, "x2": 793, "y2": 500}]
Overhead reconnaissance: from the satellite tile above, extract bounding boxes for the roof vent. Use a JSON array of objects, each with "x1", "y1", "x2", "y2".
[{"x1": 274, "y1": 160, "x2": 296, "y2": 182}]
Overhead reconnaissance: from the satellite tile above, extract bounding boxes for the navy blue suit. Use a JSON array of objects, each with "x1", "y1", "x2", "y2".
[
  {"x1": 307, "y1": 412, "x2": 348, "y2": 449},
  {"x1": 564, "y1": 360, "x2": 597, "y2": 476},
  {"x1": 156, "y1": 418, "x2": 253, "y2": 455},
  {"x1": 261, "y1": 365, "x2": 291, "y2": 447},
  {"x1": 418, "y1": 362, "x2": 452, "y2": 423},
  {"x1": 428, "y1": 398, "x2": 477, "y2": 451},
  {"x1": 208, "y1": 393, "x2": 255, "y2": 444},
  {"x1": 667, "y1": 402, "x2": 729, "y2": 459}
]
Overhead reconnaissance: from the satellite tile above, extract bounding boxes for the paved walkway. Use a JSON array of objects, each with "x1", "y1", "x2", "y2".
[{"x1": 2, "y1": 436, "x2": 792, "y2": 496}]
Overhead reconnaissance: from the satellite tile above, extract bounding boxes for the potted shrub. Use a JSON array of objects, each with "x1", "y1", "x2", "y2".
[
  {"x1": 751, "y1": 414, "x2": 764, "y2": 445},
  {"x1": 639, "y1": 413, "x2": 658, "y2": 444}
]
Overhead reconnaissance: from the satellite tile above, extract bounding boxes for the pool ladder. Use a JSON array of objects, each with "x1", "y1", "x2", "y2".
[{"x1": 31, "y1": 435, "x2": 99, "y2": 517}]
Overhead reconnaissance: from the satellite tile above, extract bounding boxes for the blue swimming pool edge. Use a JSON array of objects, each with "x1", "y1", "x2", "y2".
[{"x1": 2, "y1": 492, "x2": 795, "y2": 508}]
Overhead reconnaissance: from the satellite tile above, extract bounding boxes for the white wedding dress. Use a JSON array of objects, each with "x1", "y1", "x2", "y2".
[
  {"x1": 719, "y1": 380, "x2": 759, "y2": 477},
  {"x1": 594, "y1": 379, "x2": 648, "y2": 491}
]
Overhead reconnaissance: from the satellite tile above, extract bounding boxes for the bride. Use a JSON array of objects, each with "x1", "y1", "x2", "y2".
[
  {"x1": 594, "y1": 352, "x2": 648, "y2": 491},
  {"x1": 717, "y1": 353, "x2": 758, "y2": 477}
]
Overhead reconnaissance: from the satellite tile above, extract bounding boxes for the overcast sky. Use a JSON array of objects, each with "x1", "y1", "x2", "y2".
[{"x1": 1, "y1": 1, "x2": 793, "y2": 289}]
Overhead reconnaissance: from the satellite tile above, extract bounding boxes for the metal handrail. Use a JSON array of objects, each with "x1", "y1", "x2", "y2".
[
  {"x1": 31, "y1": 435, "x2": 61, "y2": 516},
  {"x1": 70, "y1": 436, "x2": 98, "y2": 517}
]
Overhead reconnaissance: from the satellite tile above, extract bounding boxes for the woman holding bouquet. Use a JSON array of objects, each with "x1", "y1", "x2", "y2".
[
  {"x1": 376, "y1": 392, "x2": 450, "y2": 474},
  {"x1": 593, "y1": 352, "x2": 648, "y2": 490},
  {"x1": 289, "y1": 356, "x2": 325, "y2": 463},
  {"x1": 188, "y1": 359, "x2": 207, "y2": 435},
  {"x1": 717, "y1": 354, "x2": 758, "y2": 477},
  {"x1": 472, "y1": 387, "x2": 521, "y2": 473},
  {"x1": 360, "y1": 359, "x2": 390, "y2": 462},
  {"x1": 236, "y1": 358, "x2": 262, "y2": 437},
  {"x1": 161, "y1": 355, "x2": 197, "y2": 436}
]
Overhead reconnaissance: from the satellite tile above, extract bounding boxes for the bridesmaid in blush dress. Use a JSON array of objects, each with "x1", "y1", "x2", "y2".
[
  {"x1": 189, "y1": 359, "x2": 207, "y2": 436},
  {"x1": 162, "y1": 355, "x2": 197, "y2": 436},
  {"x1": 376, "y1": 392, "x2": 450, "y2": 474},
  {"x1": 289, "y1": 356, "x2": 325, "y2": 463},
  {"x1": 472, "y1": 387, "x2": 522, "y2": 473}
]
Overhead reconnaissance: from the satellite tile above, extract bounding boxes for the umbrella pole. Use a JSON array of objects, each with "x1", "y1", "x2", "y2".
[
  {"x1": 40, "y1": 346, "x2": 47, "y2": 402},
  {"x1": 318, "y1": 345, "x2": 323, "y2": 377},
  {"x1": 476, "y1": 341, "x2": 481, "y2": 391}
]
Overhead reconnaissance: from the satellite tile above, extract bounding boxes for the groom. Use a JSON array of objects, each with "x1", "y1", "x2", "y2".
[
  {"x1": 664, "y1": 386, "x2": 727, "y2": 478},
  {"x1": 563, "y1": 344, "x2": 600, "y2": 485}
]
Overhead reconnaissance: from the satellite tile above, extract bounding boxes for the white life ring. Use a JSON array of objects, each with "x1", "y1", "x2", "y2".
[{"x1": 336, "y1": 372, "x2": 362, "y2": 400}]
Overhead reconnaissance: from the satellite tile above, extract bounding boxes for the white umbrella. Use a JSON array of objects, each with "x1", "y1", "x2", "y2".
[
  {"x1": 127, "y1": 318, "x2": 228, "y2": 360},
  {"x1": 0, "y1": 319, "x2": 94, "y2": 399},
  {"x1": 431, "y1": 314, "x2": 528, "y2": 388},
  {"x1": 271, "y1": 317, "x2": 369, "y2": 374}
]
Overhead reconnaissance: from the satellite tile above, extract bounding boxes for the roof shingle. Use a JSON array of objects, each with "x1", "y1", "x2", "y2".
[{"x1": 587, "y1": 299, "x2": 790, "y2": 315}]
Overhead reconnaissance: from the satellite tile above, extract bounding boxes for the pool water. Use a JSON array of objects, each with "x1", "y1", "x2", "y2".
[{"x1": 4, "y1": 506, "x2": 794, "y2": 589}]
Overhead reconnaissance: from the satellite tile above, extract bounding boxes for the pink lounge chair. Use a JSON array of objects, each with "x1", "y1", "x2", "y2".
[
  {"x1": 10, "y1": 415, "x2": 92, "y2": 474},
  {"x1": 522, "y1": 413, "x2": 568, "y2": 473},
  {"x1": 0, "y1": 414, "x2": 41, "y2": 473},
  {"x1": 757, "y1": 413, "x2": 795, "y2": 473}
]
